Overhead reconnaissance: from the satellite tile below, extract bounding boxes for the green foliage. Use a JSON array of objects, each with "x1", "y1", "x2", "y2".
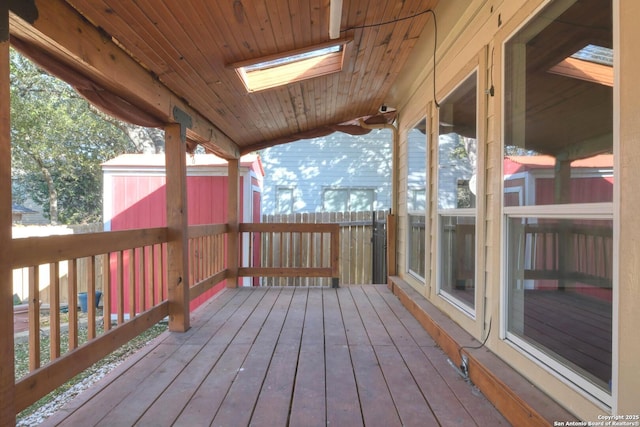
[{"x1": 10, "y1": 49, "x2": 136, "y2": 224}]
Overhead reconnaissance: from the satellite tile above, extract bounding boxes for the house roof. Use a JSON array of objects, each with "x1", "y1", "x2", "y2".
[
  {"x1": 102, "y1": 153, "x2": 264, "y2": 177},
  {"x1": 11, "y1": 203, "x2": 36, "y2": 214},
  {"x1": 504, "y1": 154, "x2": 613, "y2": 175}
]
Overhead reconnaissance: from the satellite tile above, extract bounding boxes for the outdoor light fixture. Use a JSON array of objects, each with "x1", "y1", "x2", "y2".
[{"x1": 329, "y1": 0, "x2": 343, "y2": 39}]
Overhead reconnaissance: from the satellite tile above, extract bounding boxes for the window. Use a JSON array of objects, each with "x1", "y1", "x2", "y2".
[
  {"x1": 407, "y1": 118, "x2": 427, "y2": 279},
  {"x1": 503, "y1": 0, "x2": 613, "y2": 402},
  {"x1": 322, "y1": 188, "x2": 374, "y2": 212},
  {"x1": 231, "y1": 40, "x2": 348, "y2": 92},
  {"x1": 275, "y1": 187, "x2": 294, "y2": 214},
  {"x1": 437, "y1": 71, "x2": 478, "y2": 313}
]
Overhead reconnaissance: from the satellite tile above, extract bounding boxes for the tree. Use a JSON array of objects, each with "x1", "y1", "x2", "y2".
[{"x1": 10, "y1": 49, "x2": 162, "y2": 224}]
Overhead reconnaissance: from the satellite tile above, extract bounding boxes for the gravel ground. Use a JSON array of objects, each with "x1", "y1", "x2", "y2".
[
  {"x1": 17, "y1": 361, "x2": 120, "y2": 426},
  {"x1": 15, "y1": 323, "x2": 167, "y2": 426}
]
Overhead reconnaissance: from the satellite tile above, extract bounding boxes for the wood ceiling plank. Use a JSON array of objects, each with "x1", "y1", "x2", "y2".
[
  {"x1": 129, "y1": 0, "x2": 250, "y2": 140},
  {"x1": 13, "y1": 0, "x2": 239, "y2": 158},
  {"x1": 60, "y1": 0, "x2": 434, "y2": 150},
  {"x1": 361, "y1": 2, "x2": 429, "y2": 113},
  {"x1": 163, "y1": 0, "x2": 268, "y2": 138}
]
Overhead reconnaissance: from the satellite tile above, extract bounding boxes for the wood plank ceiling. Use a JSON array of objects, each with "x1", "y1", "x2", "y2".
[{"x1": 60, "y1": 0, "x2": 438, "y2": 155}]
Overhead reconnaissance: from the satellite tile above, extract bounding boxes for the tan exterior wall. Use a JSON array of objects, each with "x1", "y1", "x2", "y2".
[{"x1": 390, "y1": 0, "x2": 638, "y2": 419}]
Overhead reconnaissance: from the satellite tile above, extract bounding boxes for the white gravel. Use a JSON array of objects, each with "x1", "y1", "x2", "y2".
[{"x1": 16, "y1": 361, "x2": 120, "y2": 426}]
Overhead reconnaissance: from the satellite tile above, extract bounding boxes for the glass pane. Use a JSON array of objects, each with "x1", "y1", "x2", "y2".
[
  {"x1": 503, "y1": 0, "x2": 613, "y2": 206},
  {"x1": 323, "y1": 189, "x2": 348, "y2": 212},
  {"x1": 349, "y1": 189, "x2": 374, "y2": 212},
  {"x1": 507, "y1": 217, "x2": 613, "y2": 390},
  {"x1": 438, "y1": 73, "x2": 477, "y2": 210},
  {"x1": 408, "y1": 214, "x2": 426, "y2": 278},
  {"x1": 408, "y1": 118, "x2": 427, "y2": 211},
  {"x1": 439, "y1": 215, "x2": 475, "y2": 309}
]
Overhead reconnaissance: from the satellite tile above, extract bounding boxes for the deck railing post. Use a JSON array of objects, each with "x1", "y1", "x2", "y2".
[
  {"x1": 165, "y1": 122, "x2": 190, "y2": 332},
  {"x1": 0, "y1": 5, "x2": 16, "y2": 423},
  {"x1": 227, "y1": 158, "x2": 240, "y2": 287}
]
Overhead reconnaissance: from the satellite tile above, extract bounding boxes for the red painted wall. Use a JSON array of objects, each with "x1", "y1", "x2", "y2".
[{"x1": 108, "y1": 175, "x2": 246, "y2": 314}]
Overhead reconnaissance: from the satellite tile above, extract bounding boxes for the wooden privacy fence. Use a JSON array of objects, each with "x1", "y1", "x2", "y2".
[{"x1": 261, "y1": 210, "x2": 388, "y2": 286}]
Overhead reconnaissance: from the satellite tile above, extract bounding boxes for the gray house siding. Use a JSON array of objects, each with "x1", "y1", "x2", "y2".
[{"x1": 261, "y1": 129, "x2": 392, "y2": 215}]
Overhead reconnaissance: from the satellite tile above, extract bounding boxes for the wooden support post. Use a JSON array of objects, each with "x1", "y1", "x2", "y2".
[
  {"x1": 0, "y1": 5, "x2": 16, "y2": 422},
  {"x1": 227, "y1": 158, "x2": 240, "y2": 287},
  {"x1": 386, "y1": 213, "x2": 397, "y2": 278},
  {"x1": 165, "y1": 123, "x2": 190, "y2": 331}
]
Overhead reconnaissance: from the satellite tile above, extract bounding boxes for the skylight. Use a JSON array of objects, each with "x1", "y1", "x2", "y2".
[
  {"x1": 231, "y1": 40, "x2": 348, "y2": 92},
  {"x1": 571, "y1": 44, "x2": 613, "y2": 67},
  {"x1": 548, "y1": 44, "x2": 613, "y2": 87}
]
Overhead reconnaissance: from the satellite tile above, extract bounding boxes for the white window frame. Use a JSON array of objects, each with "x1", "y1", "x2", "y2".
[
  {"x1": 499, "y1": 0, "x2": 616, "y2": 407},
  {"x1": 436, "y1": 69, "x2": 479, "y2": 318},
  {"x1": 406, "y1": 117, "x2": 428, "y2": 281}
]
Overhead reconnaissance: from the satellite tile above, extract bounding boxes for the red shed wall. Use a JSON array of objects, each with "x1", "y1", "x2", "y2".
[{"x1": 108, "y1": 175, "x2": 246, "y2": 313}]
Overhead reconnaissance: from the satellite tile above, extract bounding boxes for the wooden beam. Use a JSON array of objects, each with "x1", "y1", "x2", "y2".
[
  {"x1": 9, "y1": 0, "x2": 240, "y2": 159},
  {"x1": 165, "y1": 123, "x2": 190, "y2": 332},
  {"x1": 227, "y1": 158, "x2": 240, "y2": 288},
  {"x1": 0, "y1": 3, "x2": 16, "y2": 423}
]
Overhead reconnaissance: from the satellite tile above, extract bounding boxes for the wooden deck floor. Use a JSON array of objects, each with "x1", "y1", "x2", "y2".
[{"x1": 42, "y1": 286, "x2": 509, "y2": 427}]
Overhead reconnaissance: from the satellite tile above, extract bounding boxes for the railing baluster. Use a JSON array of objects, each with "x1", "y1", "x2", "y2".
[
  {"x1": 129, "y1": 248, "x2": 136, "y2": 319},
  {"x1": 139, "y1": 247, "x2": 146, "y2": 313},
  {"x1": 87, "y1": 256, "x2": 96, "y2": 339},
  {"x1": 49, "y1": 262, "x2": 60, "y2": 360},
  {"x1": 67, "y1": 258, "x2": 78, "y2": 350},
  {"x1": 116, "y1": 251, "x2": 124, "y2": 325},
  {"x1": 102, "y1": 253, "x2": 111, "y2": 332},
  {"x1": 28, "y1": 266, "x2": 40, "y2": 371}
]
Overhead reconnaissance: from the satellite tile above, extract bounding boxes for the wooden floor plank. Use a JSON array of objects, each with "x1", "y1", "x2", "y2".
[
  {"x1": 40, "y1": 286, "x2": 509, "y2": 427},
  {"x1": 350, "y1": 286, "x2": 394, "y2": 346},
  {"x1": 377, "y1": 285, "x2": 439, "y2": 346},
  {"x1": 135, "y1": 290, "x2": 265, "y2": 424},
  {"x1": 212, "y1": 289, "x2": 293, "y2": 427},
  {"x1": 325, "y1": 344, "x2": 364, "y2": 427},
  {"x1": 250, "y1": 289, "x2": 307, "y2": 427},
  {"x1": 350, "y1": 344, "x2": 402, "y2": 427},
  {"x1": 170, "y1": 290, "x2": 272, "y2": 425},
  {"x1": 94, "y1": 343, "x2": 202, "y2": 426},
  {"x1": 323, "y1": 288, "x2": 348, "y2": 347},
  {"x1": 289, "y1": 288, "x2": 326, "y2": 427},
  {"x1": 171, "y1": 343, "x2": 252, "y2": 426},
  {"x1": 374, "y1": 344, "x2": 439, "y2": 426},
  {"x1": 55, "y1": 342, "x2": 179, "y2": 426},
  {"x1": 337, "y1": 287, "x2": 370, "y2": 346},
  {"x1": 135, "y1": 342, "x2": 229, "y2": 426},
  {"x1": 421, "y1": 345, "x2": 510, "y2": 426},
  {"x1": 362, "y1": 285, "x2": 418, "y2": 347},
  {"x1": 398, "y1": 344, "x2": 478, "y2": 427}
]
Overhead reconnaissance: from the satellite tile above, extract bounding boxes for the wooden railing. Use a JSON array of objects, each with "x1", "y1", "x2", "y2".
[
  {"x1": 187, "y1": 223, "x2": 228, "y2": 300},
  {"x1": 7, "y1": 221, "x2": 341, "y2": 416},
  {"x1": 522, "y1": 223, "x2": 613, "y2": 290},
  {"x1": 11, "y1": 228, "x2": 170, "y2": 413},
  {"x1": 238, "y1": 222, "x2": 340, "y2": 287}
]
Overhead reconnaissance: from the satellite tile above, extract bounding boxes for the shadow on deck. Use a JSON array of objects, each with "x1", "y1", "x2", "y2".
[{"x1": 41, "y1": 285, "x2": 508, "y2": 426}]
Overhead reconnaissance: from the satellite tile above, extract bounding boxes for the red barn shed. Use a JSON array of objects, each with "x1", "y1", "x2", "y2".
[{"x1": 102, "y1": 153, "x2": 264, "y2": 314}]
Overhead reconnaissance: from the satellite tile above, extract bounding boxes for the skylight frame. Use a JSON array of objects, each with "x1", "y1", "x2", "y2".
[
  {"x1": 230, "y1": 39, "x2": 350, "y2": 93},
  {"x1": 548, "y1": 44, "x2": 613, "y2": 87}
]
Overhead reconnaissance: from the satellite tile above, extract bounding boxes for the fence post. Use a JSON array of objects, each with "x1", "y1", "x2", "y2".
[{"x1": 227, "y1": 158, "x2": 240, "y2": 287}]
